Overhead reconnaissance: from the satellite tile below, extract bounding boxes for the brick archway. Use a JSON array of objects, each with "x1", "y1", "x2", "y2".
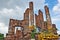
[
  {"x1": 5, "y1": 19, "x2": 31, "y2": 40},
  {"x1": 8, "y1": 19, "x2": 25, "y2": 34}
]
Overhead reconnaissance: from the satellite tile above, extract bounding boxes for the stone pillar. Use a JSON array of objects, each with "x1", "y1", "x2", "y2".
[
  {"x1": 29, "y1": 2, "x2": 33, "y2": 10},
  {"x1": 38, "y1": 10, "x2": 44, "y2": 29},
  {"x1": 44, "y1": 6, "x2": 52, "y2": 30},
  {"x1": 29, "y1": 2, "x2": 34, "y2": 26},
  {"x1": 8, "y1": 19, "x2": 15, "y2": 35}
]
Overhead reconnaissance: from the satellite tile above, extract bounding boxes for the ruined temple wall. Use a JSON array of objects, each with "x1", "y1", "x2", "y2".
[
  {"x1": 24, "y1": 8, "x2": 29, "y2": 20},
  {"x1": 8, "y1": 19, "x2": 23, "y2": 34},
  {"x1": 52, "y1": 24, "x2": 57, "y2": 34},
  {"x1": 36, "y1": 10, "x2": 44, "y2": 30},
  {"x1": 5, "y1": 2, "x2": 58, "y2": 40},
  {"x1": 44, "y1": 21, "x2": 48, "y2": 30}
]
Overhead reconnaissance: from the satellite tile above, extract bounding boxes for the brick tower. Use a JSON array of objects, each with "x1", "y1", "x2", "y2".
[
  {"x1": 29, "y1": 2, "x2": 34, "y2": 26},
  {"x1": 44, "y1": 6, "x2": 52, "y2": 30},
  {"x1": 38, "y1": 10, "x2": 44, "y2": 29}
]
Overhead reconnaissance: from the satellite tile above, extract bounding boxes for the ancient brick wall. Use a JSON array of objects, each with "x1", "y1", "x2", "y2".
[{"x1": 5, "y1": 2, "x2": 57, "y2": 40}]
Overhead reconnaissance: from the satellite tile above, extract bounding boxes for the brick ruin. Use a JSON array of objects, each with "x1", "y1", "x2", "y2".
[{"x1": 4, "y1": 2, "x2": 57, "y2": 40}]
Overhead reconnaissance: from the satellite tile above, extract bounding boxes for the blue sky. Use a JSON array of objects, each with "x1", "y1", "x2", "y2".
[
  {"x1": 45, "y1": 0, "x2": 58, "y2": 9},
  {"x1": 0, "y1": 0, "x2": 60, "y2": 36}
]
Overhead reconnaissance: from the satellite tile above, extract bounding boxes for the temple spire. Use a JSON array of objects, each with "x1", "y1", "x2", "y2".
[
  {"x1": 29, "y1": 2, "x2": 33, "y2": 10},
  {"x1": 44, "y1": 5, "x2": 52, "y2": 30}
]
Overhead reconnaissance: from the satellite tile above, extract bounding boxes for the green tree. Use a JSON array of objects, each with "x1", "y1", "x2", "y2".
[{"x1": 0, "y1": 33, "x2": 4, "y2": 40}]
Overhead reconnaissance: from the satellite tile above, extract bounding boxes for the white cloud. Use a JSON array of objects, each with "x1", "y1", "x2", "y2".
[
  {"x1": 52, "y1": 19, "x2": 60, "y2": 23},
  {"x1": 53, "y1": 6, "x2": 59, "y2": 12},
  {"x1": 53, "y1": 0, "x2": 60, "y2": 13},
  {"x1": 52, "y1": 15, "x2": 60, "y2": 23},
  {"x1": 52, "y1": 0, "x2": 60, "y2": 34},
  {"x1": 57, "y1": 31, "x2": 60, "y2": 34},
  {"x1": 0, "y1": 6, "x2": 24, "y2": 20},
  {"x1": 58, "y1": 0, "x2": 60, "y2": 3},
  {"x1": 0, "y1": 22, "x2": 8, "y2": 37}
]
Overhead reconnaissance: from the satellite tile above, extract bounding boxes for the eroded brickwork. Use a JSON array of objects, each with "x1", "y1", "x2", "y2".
[{"x1": 5, "y1": 2, "x2": 57, "y2": 40}]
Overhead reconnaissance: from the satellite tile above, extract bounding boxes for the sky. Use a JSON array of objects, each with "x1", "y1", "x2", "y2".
[{"x1": 0, "y1": 0, "x2": 60, "y2": 36}]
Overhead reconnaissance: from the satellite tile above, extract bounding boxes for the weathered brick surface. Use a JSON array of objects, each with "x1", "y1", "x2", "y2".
[{"x1": 5, "y1": 2, "x2": 57, "y2": 40}]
